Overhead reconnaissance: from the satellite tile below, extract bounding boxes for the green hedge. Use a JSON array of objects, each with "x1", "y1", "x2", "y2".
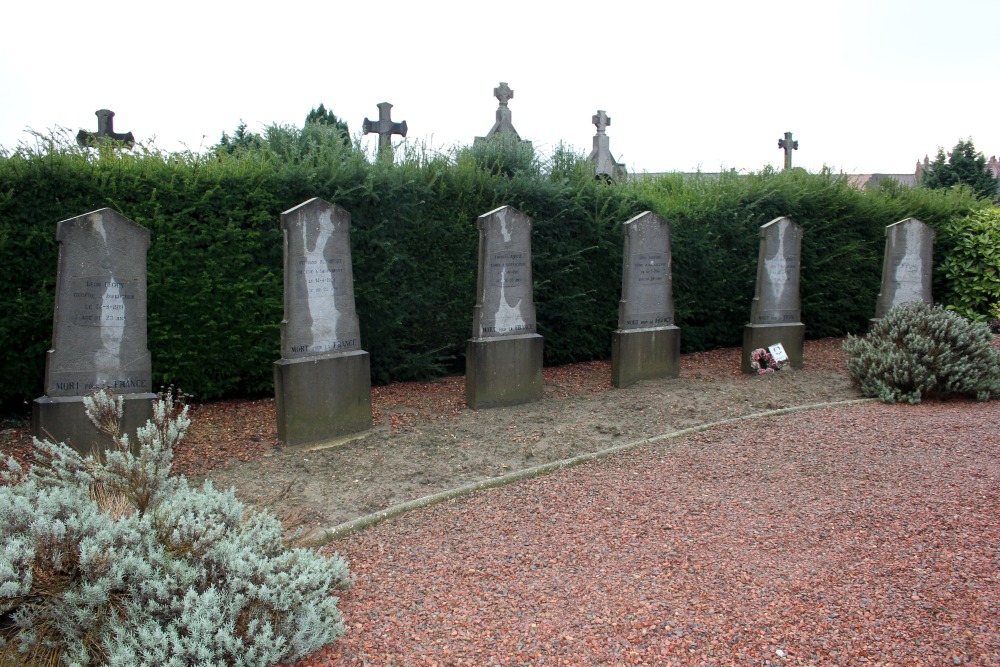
[{"x1": 0, "y1": 131, "x2": 984, "y2": 413}]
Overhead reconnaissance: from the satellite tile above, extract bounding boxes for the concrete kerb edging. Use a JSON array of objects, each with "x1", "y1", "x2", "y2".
[{"x1": 306, "y1": 397, "x2": 876, "y2": 547}]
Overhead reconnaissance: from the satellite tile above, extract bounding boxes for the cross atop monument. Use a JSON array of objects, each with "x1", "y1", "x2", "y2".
[
  {"x1": 588, "y1": 109, "x2": 625, "y2": 181},
  {"x1": 76, "y1": 109, "x2": 135, "y2": 147},
  {"x1": 494, "y1": 82, "x2": 513, "y2": 106},
  {"x1": 362, "y1": 102, "x2": 407, "y2": 161},
  {"x1": 476, "y1": 81, "x2": 525, "y2": 144},
  {"x1": 592, "y1": 110, "x2": 610, "y2": 135},
  {"x1": 778, "y1": 131, "x2": 798, "y2": 170}
]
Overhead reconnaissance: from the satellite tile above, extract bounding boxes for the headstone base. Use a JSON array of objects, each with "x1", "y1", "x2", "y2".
[
  {"x1": 466, "y1": 334, "x2": 544, "y2": 409},
  {"x1": 612, "y1": 326, "x2": 681, "y2": 388},
  {"x1": 32, "y1": 392, "x2": 157, "y2": 455},
  {"x1": 273, "y1": 350, "x2": 372, "y2": 446},
  {"x1": 742, "y1": 323, "x2": 805, "y2": 374}
]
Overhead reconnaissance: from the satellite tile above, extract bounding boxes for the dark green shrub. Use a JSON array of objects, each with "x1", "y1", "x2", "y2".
[
  {"x1": 0, "y1": 388, "x2": 350, "y2": 665},
  {"x1": 843, "y1": 302, "x2": 1000, "y2": 403},
  {"x1": 937, "y1": 206, "x2": 1000, "y2": 321}
]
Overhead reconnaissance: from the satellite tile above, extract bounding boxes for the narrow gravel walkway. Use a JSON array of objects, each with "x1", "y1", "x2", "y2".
[{"x1": 294, "y1": 399, "x2": 1000, "y2": 667}]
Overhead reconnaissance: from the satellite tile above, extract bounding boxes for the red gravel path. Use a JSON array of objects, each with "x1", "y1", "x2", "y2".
[{"x1": 295, "y1": 399, "x2": 1000, "y2": 667}]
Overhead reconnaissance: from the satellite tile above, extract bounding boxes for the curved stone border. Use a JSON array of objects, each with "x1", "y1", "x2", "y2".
[{"x1": 306, "y1": 398, "x2": 875, "y2": 547}]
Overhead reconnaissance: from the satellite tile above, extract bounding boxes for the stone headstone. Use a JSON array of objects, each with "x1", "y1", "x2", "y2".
[
  {"x1": 742, "y1": 216, "x2": 805, "y2": 372},
  {"x1": 466, "y1": 205, "x2": 543, "y2": 408},
  {"x1": 873, "y1": 217, "x2": 935, "y2": 321},
  {"x1": 778, "y1": 131, "x2": 798, "y2": 170},
  {"x1": 474, "y1": 82, "x2": 531, "y2": 148},
  {"x1": 274, "y1": 198, "x2": 371, "y2": 445},
  {"x1": 612, "y1": 211, "x2": 680, "y2": 387},
  {"x1": 362, "y1": 102, "x2": 407, "y2": 161},
  {"x1": 32, "y1": 208, "x2": 155, "y2": 451},
  {"x1": 588, "y1": 110, "x2": 626, "y2": 181},
  {"x1": 76, "y1": 109, "x2": 135, "y2": 147}
]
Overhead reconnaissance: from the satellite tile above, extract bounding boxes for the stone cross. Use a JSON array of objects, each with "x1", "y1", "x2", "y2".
[
  {"x1": 778, "y1": 131, "x2": 798, "y2": 170},
  {"x1": 476, "y1": 81, "x2": 525, "y2": 143},
  {"x1": 362, "y1": 102, "x2": 407, "y2": 160},
  {"x1": 593, "y1": 110, "x2": 610, "y2": 134},
  {"x1": 76, "y1": 109, "x2": 135, "y2": 147},
  {"x1": 588, "y1": 109, "x2": 624, "y2": 180},
  {"x1": 494, "y1": 81, "x2": 513, "y2": 106}
]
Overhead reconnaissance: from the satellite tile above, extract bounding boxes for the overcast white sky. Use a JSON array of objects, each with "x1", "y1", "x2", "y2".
[{"x1": 2, "y1": 0, "x2": 997, "y2": 175}]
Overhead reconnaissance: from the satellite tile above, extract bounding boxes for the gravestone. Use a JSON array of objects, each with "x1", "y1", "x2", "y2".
[
  {"x1": 778, "y1": 131, "x2": 798, "y2": 170},
  {"x1": 32, "y1": 209, "x2": 155, "y2": 452},
  {"x1": 588, "y1": 110, "x2": 626, "y2": 181},
  {"x1": 466, "y1": 205, "x2": 543, "y2": 409},
  {"x1": 612, "y1": 211, "x2": 680, "y2": 388},
  {"x1": 362, "y1": 102, "x2": 407, "y2": 162},
  {"x1": 742, "y1": 216, "x2": 805, "y2": 373},
  {"x1": 273, "y1": 198, "x2": 372, "y2": 445},
  {"x1": 76, "y1": 109, "x2": 135, "y2": 147},
  {"x1": 474, "y1": 82, "x2": 531, "y2": 148},
  {"x1": 872, "y1": 217, "x2": 935, "y2": 322}
]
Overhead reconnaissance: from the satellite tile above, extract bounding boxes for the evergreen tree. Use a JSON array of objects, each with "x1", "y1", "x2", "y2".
[
  {"x1": 214, "y1": 120, "x2": 264, "y2": 154},
  {"x1": 305, "y1": 103, "x2": 351, "y2": 147},
  {"x1": 921, "y1": 138, "x2": 996, "y2": 199}
]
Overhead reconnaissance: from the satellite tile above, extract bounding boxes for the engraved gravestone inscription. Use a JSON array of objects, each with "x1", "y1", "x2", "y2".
[
  {"x1": 280, "y1": 198, "x2": 361, "y2": 358},
  {"x1": 619, "y1": 211, "x2": 674, "y2": 329},
  {"x1": 750, "y1": 216, "x2": 803, "y2": 325},
  {"x1": 874, "y1": 218, "x2": 935, "y2": 319},
  {"x1": 471, "y1": 206, "x2": 536, "y2": 338},
  {"x1": 45, "y1": 209, "x2": 152, "y2": 397}
]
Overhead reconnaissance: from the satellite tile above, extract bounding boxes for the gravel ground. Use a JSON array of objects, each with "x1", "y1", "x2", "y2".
[{"x1": 289, "y1": 398, "x2": 1000, "y2": 666}]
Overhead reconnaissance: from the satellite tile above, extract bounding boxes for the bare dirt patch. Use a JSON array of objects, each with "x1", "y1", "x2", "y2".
[{"x1": 188, "y1": 338, "x2": 858, "y2": 535}]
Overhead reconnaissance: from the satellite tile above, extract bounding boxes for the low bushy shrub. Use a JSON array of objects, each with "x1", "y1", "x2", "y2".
[
  {"x1": 843, "y1": 302, "x2": 1000, "y2": 404},
  {"x1": 0, "y1": 388, "x2": 350, "y2": 666}
]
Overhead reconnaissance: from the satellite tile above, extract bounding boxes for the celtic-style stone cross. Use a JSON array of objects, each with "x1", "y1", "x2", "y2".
[
  {"x1": 778, "y1": 131, "x2": 798, "y2": 170},
  {"x1": 494, "y1": 81, "x2": 513, "y2": 107},
  {"x1": 593, "y1": 110, "x2": 610, "y2": 134},
  {"x1": 76, "y1": 109, "x2": 135, "y2": 147},
  {"x1": 363, "y1": 102, "x2": 407, "y2": 161}
]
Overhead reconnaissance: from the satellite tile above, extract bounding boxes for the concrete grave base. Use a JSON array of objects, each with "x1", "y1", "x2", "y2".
[
  {"x1": 466, "y1": 333, "x2": 543, "y2": 409},
  {"x1": 742, "y1": 323, "x2": 805, "y2": 374},
  {"x1": 612, "y1": 325, "x2": 681, "y2": 388},
  {"x1": 32, "y1": 392, "x2": 157, "y2": 455},
  {"x1": 273, "y1": 350, "x2": 372, "y2": 447}
]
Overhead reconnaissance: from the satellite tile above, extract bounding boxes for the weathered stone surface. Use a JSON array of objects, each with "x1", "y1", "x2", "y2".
[
  {"x1": 750, "y1": 216, "x2": 803, "y2": 326},
  {"x1": 274, "y1": 198, "x2": 371, "y2": 445},
  {"x1": 280, "y1": 198, "x2": 361, "y2": 359},
  {"x1": 743, "y1": 216, "x2": 805, "y2": 373},
  {"x1": 466, "y1": 334, "x2": 543, "y2": 409},
  {"x1": 612, "y1": 211, "x2": 679, "y2": 387},
  {"x1": 612, "y1": 327, "x2": 680, "y2": 388},
  {"x1": 32, "y1": 208, "x2": 154, "y2": 451},
  {"x1": 470, "y1": 206, "x2": 537, "y2": 339},
  {"x1": 466, "y1": 205, "x2": 543, "y2": 409},
  {"x1": 273, "y1": 351, "x2": 372, "y2": 445},
  {"x1": 873, "y1": 217, "x2": 935, "y2": 320}
]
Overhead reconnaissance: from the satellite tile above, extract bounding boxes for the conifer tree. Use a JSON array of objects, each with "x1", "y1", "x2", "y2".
[{"x1": 921, "y1": 138, "x2": 996, "y2": 199}]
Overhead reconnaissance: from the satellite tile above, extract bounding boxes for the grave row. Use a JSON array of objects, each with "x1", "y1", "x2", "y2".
[{"x1": 32, "y1": 204, "x2": 935, "y2": 451}]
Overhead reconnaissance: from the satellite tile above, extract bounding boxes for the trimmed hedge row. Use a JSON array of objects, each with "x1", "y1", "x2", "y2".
[{"x1": 0, "y1": 133, "x2": 983, "y2": 414}]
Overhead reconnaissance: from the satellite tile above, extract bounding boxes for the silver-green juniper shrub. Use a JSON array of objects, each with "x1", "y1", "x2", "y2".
[
  {"x1": 0, "y1": 387, "x2": 351, "y2": 666},
  {"x1": 844, "y1": 302, "x2": 1000, "y2": 404}
]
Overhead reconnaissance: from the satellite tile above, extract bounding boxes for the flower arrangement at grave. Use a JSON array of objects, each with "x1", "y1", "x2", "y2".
[
  {"x1": 749, "y1": 347, "x2": 782, "y2": 374},
  {"x1": 0, "y1": 386, "x2": 351, "y2": 666}
]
